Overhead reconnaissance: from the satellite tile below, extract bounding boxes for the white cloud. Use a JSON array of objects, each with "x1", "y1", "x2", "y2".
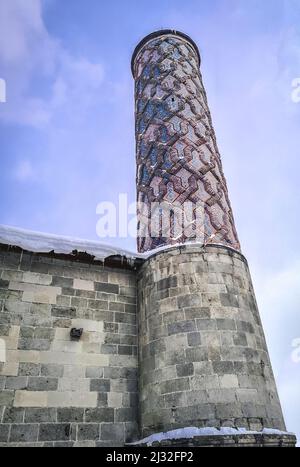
[
  {"x1": 277, "y1": 364, "x2": 300, "y2": 444},
  {"x1": 0, "y1": 0, "x2": 105, "y2": 128},
  {"x1": 0, "y1": 0, "x2": 47, "y2": 64},
  {"x1": 0, "y1": 0, "x2": 58, "y2": 80},
  {"x1": 252, "y1": 259, "x2": 300, "y2": 369},
  {"x1": 49, "y1": 54, "x2": 104, "y2": 117},
  {"x1": 257, "y1": 261, "x2": 300, "y2": 319},
  {"x1": 251, "y1": 259, "x2": 300, "y2": 442},
  {"x1": 13, "y1": 159, "x2": 36, "y2": 181},
  {"x1": 256, "y1": 260, "x2": 300, "y2": 337}
]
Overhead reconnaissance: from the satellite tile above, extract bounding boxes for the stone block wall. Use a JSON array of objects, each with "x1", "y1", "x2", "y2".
[
  {"x1": 0, "y1": 242, "x2": 293, "y2": 447},
  {"x1": 137, "y1": 244, "x2": 286, "y2": 438},
  {"x1": 0, "y1": 246, "x2": 138, "y2": 446}
]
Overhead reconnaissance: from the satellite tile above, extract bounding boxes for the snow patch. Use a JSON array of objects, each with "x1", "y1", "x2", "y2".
[
  {"x1": 129, "y1": 427, "x2": 293, "y2": 446},
  {"x1": 0, "y1": 224, "x2": 240, "y2": 263},
  {"x1": 0, "y1": 224, "x2": 142, "y2": 263}
]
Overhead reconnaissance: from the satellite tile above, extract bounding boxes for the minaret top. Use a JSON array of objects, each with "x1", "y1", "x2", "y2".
[{"x1": 131, "y1": 29, "x2": 201, "y2": 77}]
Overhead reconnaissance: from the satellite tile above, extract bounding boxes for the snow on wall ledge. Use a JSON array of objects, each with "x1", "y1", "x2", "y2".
[
  {"x1": 0, "y1": 224, "x2": 242, "y2": 264},
  {"x1": 0, "y1": 224, "x2": 142, "y2": 263},
  {"x1": 129, "y1": 427, "x2": 295, "y2": 446}
]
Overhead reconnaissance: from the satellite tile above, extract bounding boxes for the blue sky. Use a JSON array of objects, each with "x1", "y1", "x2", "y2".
[{"x1": 0, "y1": 0, "x2": 300, "y2": 441}]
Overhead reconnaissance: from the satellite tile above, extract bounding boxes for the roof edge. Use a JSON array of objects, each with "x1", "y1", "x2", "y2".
[{"x1": 131, "y1": 29, "x2": 201, "y2": 76}]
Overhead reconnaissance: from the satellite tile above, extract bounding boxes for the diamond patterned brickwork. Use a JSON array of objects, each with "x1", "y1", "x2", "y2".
[{"x1": 133, "y1": 32, "x2": 240, "y2": 253}]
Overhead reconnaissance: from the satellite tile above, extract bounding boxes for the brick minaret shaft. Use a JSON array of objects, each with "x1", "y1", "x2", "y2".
[{"x1": 132, "y1": 30, "x2": 240, "y2": 253}]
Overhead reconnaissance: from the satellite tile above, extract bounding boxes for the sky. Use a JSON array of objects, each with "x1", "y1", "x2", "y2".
[{"x1": 0, "y1": 0, "x2": 299, "y2": 442}]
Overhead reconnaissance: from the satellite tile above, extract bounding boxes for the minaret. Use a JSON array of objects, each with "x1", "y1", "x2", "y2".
[
  {"x1": 132, "y1": 30, "x2": 295, "y2": 446},
  {"x1": 132, "y1": 30, "x2": 240, "y2": 253}
]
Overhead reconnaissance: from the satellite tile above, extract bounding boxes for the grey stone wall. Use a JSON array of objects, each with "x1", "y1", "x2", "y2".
[
  {"x1": 0, "y1": 247, "x2": 138, "y2": 446},
  {"x1": 0, "y1": 243, "x2": 291, "y2": 446},
  {"x1": 137, "y1": 244, "x2": 286, "y2": 438}
]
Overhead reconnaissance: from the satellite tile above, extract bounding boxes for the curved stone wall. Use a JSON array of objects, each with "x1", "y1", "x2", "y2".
[{"x1": 137, "y1": 244, "x2": 285, "y2": 437}]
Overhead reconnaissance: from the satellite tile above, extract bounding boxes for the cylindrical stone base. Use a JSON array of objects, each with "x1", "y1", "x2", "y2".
[{"x1": 137, "y1": 244, "x2": 286, "y2": 438}]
